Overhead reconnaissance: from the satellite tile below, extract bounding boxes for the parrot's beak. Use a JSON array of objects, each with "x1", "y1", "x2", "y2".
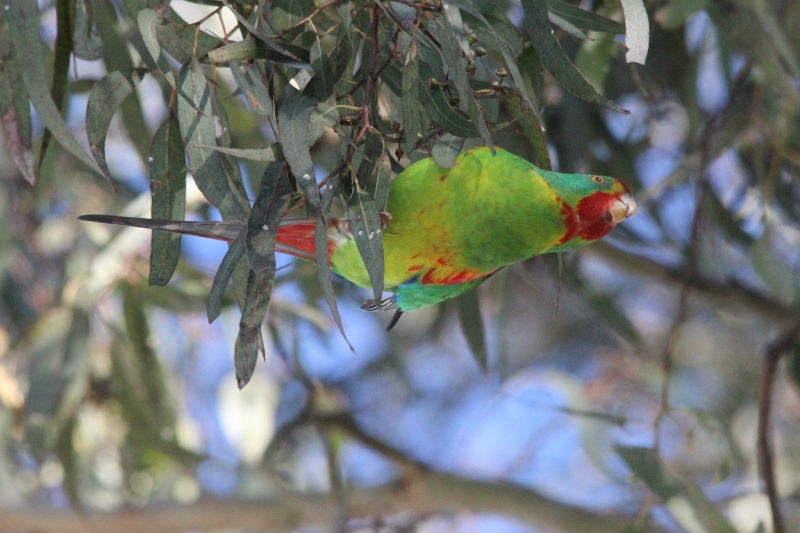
[{"x1": 609, "y1": 193, "x2": 637, "y2": 224}]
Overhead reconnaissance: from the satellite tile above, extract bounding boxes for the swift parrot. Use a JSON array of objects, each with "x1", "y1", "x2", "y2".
[{"x1": 80, "y1": 147, "x2": 636, "y2": 328}]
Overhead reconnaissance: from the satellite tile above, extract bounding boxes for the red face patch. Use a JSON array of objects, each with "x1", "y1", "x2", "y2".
[{"x1": 576, "y1": 192, "x2": 619, "y2": 242}]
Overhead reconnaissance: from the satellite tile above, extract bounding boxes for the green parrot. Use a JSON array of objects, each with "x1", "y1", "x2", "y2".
[{"x1": 80, "y1": 147, "x2": 636, "y2": 328}]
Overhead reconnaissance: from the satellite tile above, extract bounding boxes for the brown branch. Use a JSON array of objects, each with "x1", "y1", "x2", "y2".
[
  {"x1": 585, "y1": 243, "x2": 798, "y2": 327},
  {"x1": 757, "y1": 319, "x2": 800, "y2": 533},
  {"x1": 0, "y1": 412, "x2": 630, "y2": 533},
  {"x1": 0, "y1": 470, "x2": 628, "y2": 533}
]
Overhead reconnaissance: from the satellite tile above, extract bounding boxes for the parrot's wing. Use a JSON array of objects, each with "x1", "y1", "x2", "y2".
[{"x1": 393, "y1": 276, "x2": 491, "y2": 311}]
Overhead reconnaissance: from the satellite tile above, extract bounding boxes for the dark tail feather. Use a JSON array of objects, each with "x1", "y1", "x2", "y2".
[
  {"x1": 386, "y1": 309, "x2": 403, "y2": 331},
  {"x1": 79, "y1": 215, "x2": 341, "y2": 262},
  {"x1": 78, "y1": 215, "x2": 245, "y2": 242}
]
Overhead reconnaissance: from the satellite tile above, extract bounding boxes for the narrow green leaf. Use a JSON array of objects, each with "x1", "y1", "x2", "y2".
[
  {"x1": 47, "y1": 0, "x2": 74, "y2": 170},
  {"x1": 459, "y1": 2, "x2": 540, "y2": 124},
  {"x1": 72, "y1": 0, "x2": 103, "y2": 60},
  {"x1": 196, "y1": 144, "x2": 281, "y2": 162},
  {"x1": 305, "y1": 35, "x2": 335, "y2": 101},
  {"x1": 355, "y1": 132, "x2": 383, "y2": 190},
  {"x1": 138, "y1": 9, "x2": 176, "y2": 81},
  {"x1": 371, "y1": 156, "x2": 392, "y2": 213},
  {"x1": 207, "y1": 39, "x2": 311, "y2": 68},
  {"x1": 272, "y1": 0, "x2": 315, "y2": 30},
  {"x1": 0, "y1": 16, "x2": 35, "y2": 183},
  {"x1": 519, "y1": 46, "x2": 544, "y2": 108},
  {"x1": 86, "y1": 69, "x2": 148, "y2": 182},
  {"x1": 177, "y1": 63, "x2": 250, "y2": 220},
  {"x1": 616, "y1": 446, "x2": 737, "y2": 533},
  {"x1": 456, "y1": 289, "x2": 488, "y2": 371},
  {"x1": 520, "y1": 0, "x2": 628, "y2": 114},
  {"x1": 7, "y1": 0, "x2": 104, "y2": 178},
  {"x1": 548, "y1": 12, "x2": 589, "y2": 40},
  {"x1": 336, "y1": 1, "x2": 355, "y2": 32},
  {"x1": 436, "y1": 15, "x2": 494, "y2": 150},
  {"x1": 246, "y1": 163, "x2": 293, "y2": 275},
  {"x1": 329, "y1": 30, "x2": 354, "y2": 85},
  {"x1": 317, "y1": 174, "x2": 351, "y2": 348},
  {"x1": 436, "y1": 15, "x2": 470, "y2": 108},
  {"x1": 347, "y1": 190, "x2": 385, "y2": 303},
  {"x1": 231, "y1": 64, "x2": 273, "y2": 116},
  {"x1": 419, "y1": 61, "x2": 478, "y2": 138},
  {"x1": 155, "y1": 11, "x2": 219, "y2": 63},
  {"x1": 277, "y1": 91, "x2": 322, "y2": 215},
  {"x1": 497, "y1": 90, "x2": 551, "y2": 170},
  {"x1": 401, "y1": 40, "x2": 422, "y2": 156},
  {"x1": 549, "y1": 0, "x2": 625, "y2": 34},
  {"x1": 208, "y1": 227, "x2": 247, "y2": 323},
  {"x1": 620, "y1": 0, "x2": 650, "y2": 64},
  {"x1": 234, "y1": 267, "x2": 273, "y2": 389},
  {"x1": 440, "y1": 0, "x2": 472, "y2": 58},
  {"x1": 432, "y1": 133, "x2": 465, "y2": 168},
  {"x1": 354, "y1": 134, "x2": 391, "y2": 211},
  {"x1": 148, "y1": 115, "x2": 187, "y2": 286},
  {"x1": 94, "y1": 0, "x2": 150, "y2": 162}
]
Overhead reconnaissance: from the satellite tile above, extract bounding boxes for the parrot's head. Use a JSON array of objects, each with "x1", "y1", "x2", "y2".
[
  {"x1": 573, "y1": 175, "x2": 636, "y2": 241},
  {"x1": 548, "y1": 172, "x2": 637, "y2": 244}
]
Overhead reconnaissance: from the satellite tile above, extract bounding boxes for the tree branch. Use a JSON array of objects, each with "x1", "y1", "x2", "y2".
[
  {"x1": 585, "y1": 243, "x2": 798, "y2": 326},
  {"x1": 0, "y1": 469, "x2": 628, "y2": 533},
  {"x1": 757, "y1": 319, "x2": 800, "y2": 533}
]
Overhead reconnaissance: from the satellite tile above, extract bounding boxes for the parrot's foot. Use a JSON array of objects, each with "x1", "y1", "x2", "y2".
[
  {"x1": 361, "y1": 296, "x2": 397, "y2": 311},
  {"x1": 379, "y1": 211, "x2": 392, "y2": 229}
]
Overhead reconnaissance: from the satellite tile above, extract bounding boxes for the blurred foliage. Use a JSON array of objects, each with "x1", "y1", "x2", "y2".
[{"x1": 1, "y1": 0, "x2": 800, "y2": 532}]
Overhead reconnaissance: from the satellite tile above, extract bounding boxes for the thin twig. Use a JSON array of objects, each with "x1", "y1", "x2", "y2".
[
  {"x1": 757, "y1": 319, "x2": 800, "y2": 533},
  {"x1": 273, "y1": 0, "x2": 343, "y2": 39}
]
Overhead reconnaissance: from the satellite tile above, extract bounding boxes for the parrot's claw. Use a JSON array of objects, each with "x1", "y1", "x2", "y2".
[
  {"x1": 361, "y1": 296, "x2": 397, "y2": 312},
  {"x1": 379, "y1": 211, "x2": 392, "y2": 229}
]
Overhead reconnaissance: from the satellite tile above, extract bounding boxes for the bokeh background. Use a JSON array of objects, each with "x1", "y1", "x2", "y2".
[{"x1": 1, "y1": 1, "x2": 800, "y2": 532}]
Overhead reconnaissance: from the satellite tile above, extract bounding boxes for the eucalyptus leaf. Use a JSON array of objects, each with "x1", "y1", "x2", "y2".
[
  {"x1": 86, "y1": 69, "x2": 148, "y2": 182},
  {"x1": 456, "y1": 289, "x2": 488, "y2": 372},
  {"x1": 497, "y1": 90, "x2": 551, "y2": 170},
  {"x1": 246, "y1": 163, "x2": 294, "y2": 275},
  {"x1": 148, "y1": 115, "x2": 186, "y2": 286},
  {"x1": 520, "y1": 0, "x2": 628, "y2": 114},
  {"x1": 419, "y1": 60, "x2": 478, "y2": 138},
  {"x1": 207, "y1": 39, "x2": 311, "y2": 68},
  {"x1": 347, "y1": 190, "x2": 385, "y2": 303},
  {"x1": 208, "y1": 227, "x2": 247, "y2": 323},
  {"x1": 277, "y1": 91, "x2": 322, "y2": 215},
  {"x1": 549, "y1": 0, "x2": 625, "y2": 34},
  {"x1": 305, "y1": 36, "x2": 336, "y2": 101},
  {"x1": 0, "y1": 16, "x2": 35, "y2": 183},
  {"x1": 234, "y1": 269, "x2": 272, "y2": 389},
  {"x1": 432, "y1": 133, "x2": 465, "y2": 169},
  {"x1": 8, "y1": 0, "x2": 104, "y2": 178},
  {"x1": 401, "y1": 40, "x2": 422, "y2": 156},
  {"x1": 177, "y1": 63, "x2": 250, "y2": 220}
]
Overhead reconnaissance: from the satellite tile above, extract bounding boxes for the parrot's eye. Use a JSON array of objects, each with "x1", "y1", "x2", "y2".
[{"x1": 591, "y1": 176, "x2": 605, "y2": 184}]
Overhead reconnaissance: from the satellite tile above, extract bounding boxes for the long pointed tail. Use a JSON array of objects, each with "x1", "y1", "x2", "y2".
[
  {"x1": 79, "y1": 215, "x2": 333, "y2": 262},
  {"x1": 78, "y1": 215, "x2": 245, "y2": 241}
]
